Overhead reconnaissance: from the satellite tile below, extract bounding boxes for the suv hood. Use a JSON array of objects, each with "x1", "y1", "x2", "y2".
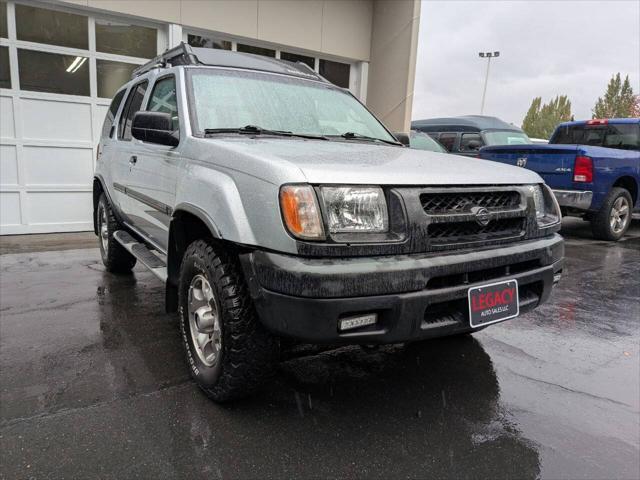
[{"x1": 202, "y1": 138, "x2": 543, "y2": 185}]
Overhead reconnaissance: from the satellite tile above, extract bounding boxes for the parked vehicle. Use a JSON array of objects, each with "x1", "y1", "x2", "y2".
[
  {"x1": 93, "y1": 44, "x2": 564, "y2": 402},
  {"x1": 408, "y1": 130, "x2": 447, "y2": 153},
  {"x1": 479, "y1": 118, "x2": 640, "y2": 241},
  {"x1": 411, "y1": 115, "x2": 531, "y2": 156}
]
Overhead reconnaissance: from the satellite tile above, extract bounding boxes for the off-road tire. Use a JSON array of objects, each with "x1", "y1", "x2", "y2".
[
  {"x1": 590, "y1": 187, "x2": 633, "y2": 241},
  {"x1": 178, "y1": 239, "x2": 279, "y2": 402},
  {"x1": 97, "y1": 194, "x2": 137, "y2": 273}
]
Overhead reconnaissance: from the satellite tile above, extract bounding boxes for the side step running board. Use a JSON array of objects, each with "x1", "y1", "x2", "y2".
[{"x1": 113, "y1": 230, "x2": 167, "y2": 282}]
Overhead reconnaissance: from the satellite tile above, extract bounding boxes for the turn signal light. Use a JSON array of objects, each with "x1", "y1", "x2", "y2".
[
  {"x1": 573, "y1": 156, "x2": 593, "y2": 183},
  {"x1": 279, "y1": 185, "x2": 325, "y2": 240}
]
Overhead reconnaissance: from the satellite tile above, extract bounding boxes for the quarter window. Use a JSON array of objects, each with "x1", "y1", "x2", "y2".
[
  {"x1": 102, "y1": 89, "x2": 126, "y2": 138},
  {"x1": 147, "y1": 76, "x2": 178, "y2": 130},
  {"x1": 119, "y1": 81, "x2": 148, "y2": 140}
]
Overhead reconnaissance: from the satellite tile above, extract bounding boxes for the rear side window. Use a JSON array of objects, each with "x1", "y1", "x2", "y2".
[
  {"x1": 460, "y1": 133, "x2": 483, "y2": 151},
  {"x1": 118, "y1": 80, "x2": 148, "y2": 140},
  {"x1": 438, "y1": 133, "x2": 457, "y2": 152},
  {"x1": 101, "y1": 89, "x2": 125, "y2": 138},
  {"x1": 147, "y1": 76, "x2": 178, "y2": 130}
]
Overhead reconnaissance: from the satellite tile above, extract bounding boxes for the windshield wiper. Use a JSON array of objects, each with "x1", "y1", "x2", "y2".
[
  {"x1": 331, "y1": 132, "x2": 402, "y2": 146},
  {"x1": 204, "y1": 125, "x2": 328, "y2": 140}
]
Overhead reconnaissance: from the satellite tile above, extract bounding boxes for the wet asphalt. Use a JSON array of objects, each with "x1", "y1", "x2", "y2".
[{"x1": 0, "y1": 218, "x2": 638, "y2": 480}]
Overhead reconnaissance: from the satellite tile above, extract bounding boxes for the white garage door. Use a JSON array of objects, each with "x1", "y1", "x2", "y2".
[{"x1": 0, "y1": 0, "x2": 164, "y2": 234}]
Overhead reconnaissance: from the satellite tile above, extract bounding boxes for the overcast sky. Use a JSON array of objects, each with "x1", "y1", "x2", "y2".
[{"x1": 412, "y1": 0, "x2": 640, "y2": 127}]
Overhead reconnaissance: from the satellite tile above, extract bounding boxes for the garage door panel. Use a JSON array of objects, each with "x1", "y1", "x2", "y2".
[
  {"x1": 0, "y1": 145, "x2": 19, "y2": 185},
  {"x1": 21, "y1": 98, "x2": 92, "y2": 142},
  {"x1": 0, "y1": 97, "x2": 15, "y2": 138},
  {"x1": 0, "y1": 192, "x2": 21, "y2": 226},
  {"x1": 23, "y1": 146, "x2": 93, "y2": 186},
  {"x1": 26, "y1": 191, "x2": 92, "y2": 224}
]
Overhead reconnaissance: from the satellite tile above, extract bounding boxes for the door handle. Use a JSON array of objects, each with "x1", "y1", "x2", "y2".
[{"x1": 129, "y1": 155, "x2": 137, "y2": 165}]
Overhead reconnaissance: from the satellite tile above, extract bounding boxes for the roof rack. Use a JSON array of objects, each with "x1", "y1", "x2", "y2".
[
  {"x1": 131, "y1": 42, "x2": 328, "y2": 84},
  {"x1": 131, "y1": 43, "x2": 198, "y2": 78}
]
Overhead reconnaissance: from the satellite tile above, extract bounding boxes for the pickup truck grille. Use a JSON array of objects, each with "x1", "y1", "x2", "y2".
[
  {"x1": 428, "y1": 217, "x2": 525, "y2": 245},
  {"x1": 421, "y1": 191, "x2": 520, "y2": 214}
]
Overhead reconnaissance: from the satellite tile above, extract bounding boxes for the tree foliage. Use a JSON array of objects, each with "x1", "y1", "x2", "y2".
[
  {"x1": 521, "y1": 95, "x2": 572, "y2": 139},
  {"x1": 592, "y1": 73, "x2": 636, "y2": 118}
]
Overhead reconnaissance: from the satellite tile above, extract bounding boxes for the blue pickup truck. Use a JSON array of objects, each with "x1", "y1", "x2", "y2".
[{"x1": 479, "y1": 118, "x2": 639, "y2": 240}]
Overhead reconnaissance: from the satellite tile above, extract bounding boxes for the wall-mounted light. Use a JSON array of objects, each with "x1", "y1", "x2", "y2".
[{"x1": 66, "y1": 56, "x2": 87, "y2": 73}]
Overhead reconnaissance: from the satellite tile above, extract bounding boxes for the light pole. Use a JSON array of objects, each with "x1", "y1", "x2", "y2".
[{"x1": 479, "y1": 51, "x2": 499, "y2": 115}]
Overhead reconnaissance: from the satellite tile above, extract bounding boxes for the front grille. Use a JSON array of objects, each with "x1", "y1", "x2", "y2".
[
  {"x1": 426, "y1": 259, "x2": 541, "y2": 290},
  {"x1": 421, "y1": 191, "x2": 520, "y2": 214},
  {"x1": 428, "y1": 217, "x2": 524, "y2": 245}
]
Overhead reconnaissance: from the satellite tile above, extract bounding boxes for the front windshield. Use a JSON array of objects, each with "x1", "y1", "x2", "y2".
[
  {"x1": 483, "y1": 130, "x2": 531, "y2": 146},
  {"x1": 188, "y1": 69, "x2": 395, "y2": 141}
]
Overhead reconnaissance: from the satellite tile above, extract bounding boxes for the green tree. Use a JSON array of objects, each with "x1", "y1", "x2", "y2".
[
  {"x1": 592, "y1": 73, "x2": 635, "y2": 118},
  {"x1": 521, "y1": 95, "x2": 572, "y2": 139}
]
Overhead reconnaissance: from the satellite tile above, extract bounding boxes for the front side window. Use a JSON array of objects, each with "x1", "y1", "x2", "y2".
[
  {"x1": 437, "y1": 133, "x2": 457, "y2": 152},
  {"x1": 188, "y1": 69, "x2": 394, "y2": 142},
  {"x1": 102, "y1": 89, "x2": 126, "y2": 138},
  {"x1": 147, "y1": 76, "x2": 178, "y2": 130},
  {"x1": 119, "y1": 81, "x2": 148, "y2": 140}
]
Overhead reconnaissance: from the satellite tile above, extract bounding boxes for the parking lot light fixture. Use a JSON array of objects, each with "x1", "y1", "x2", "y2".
[{"x1": 478, "y1": 51, "x2": 500, "y2": 114}]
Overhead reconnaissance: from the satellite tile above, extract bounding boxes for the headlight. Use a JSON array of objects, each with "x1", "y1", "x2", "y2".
[
  {"x1": 280, "y1": 185, "x2": 325, "y2": 240},
  {"x1": 529, "y1": 184, "x2": 561, "y2": 227},
  {"x1": 320, "y1": 186, "x2": 389, "y2": 233}
]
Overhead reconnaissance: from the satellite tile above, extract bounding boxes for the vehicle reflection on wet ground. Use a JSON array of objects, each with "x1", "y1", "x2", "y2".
[{"x1": 1, "y1": 219, "x2": 638, "y2": 479}]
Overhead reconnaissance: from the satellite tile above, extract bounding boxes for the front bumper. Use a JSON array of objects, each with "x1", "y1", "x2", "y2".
[
  {"x1": 552, "y1": 189, "x2": 593, "y2": 210},
  {"x1": 240, "y1": 234, "x2": 564, "y2": 343}
]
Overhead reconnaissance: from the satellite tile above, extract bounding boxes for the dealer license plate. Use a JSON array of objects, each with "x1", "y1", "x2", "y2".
[{"x1": 468, "y1": 279, "x2": 519, "y2": 328}]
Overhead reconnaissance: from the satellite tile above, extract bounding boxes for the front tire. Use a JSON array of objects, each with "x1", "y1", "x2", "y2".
[
  {"x1": 97, "y1": 194, "x2": 137, "y2": 273},
  {"x1": 178, "y1": 239, "x2": 279, "y2": 402},
  {"x1": 590, "y1": 187, "x2": 633, "y2": 241}
]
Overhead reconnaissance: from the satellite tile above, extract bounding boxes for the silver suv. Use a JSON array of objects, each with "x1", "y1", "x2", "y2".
[{"x1": 93, "y1": 44, "x2": 564, "y2": 402}]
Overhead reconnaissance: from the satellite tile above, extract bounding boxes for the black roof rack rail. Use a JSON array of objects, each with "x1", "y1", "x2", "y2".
[
  {"x1": 131, "y1": 42, "x2": 198, "y2": 78},
  {"x1": 131, "y1": 42, "x2": 329, "y2": 84}
]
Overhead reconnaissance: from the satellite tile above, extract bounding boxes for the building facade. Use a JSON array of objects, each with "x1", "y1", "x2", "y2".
[{"x1": 0, "y1": 0, "x2": 420, "y2": 234}]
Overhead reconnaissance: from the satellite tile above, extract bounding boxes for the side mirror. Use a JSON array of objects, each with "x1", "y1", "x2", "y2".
[
  {"x1": 394, "y1": 132, "x2": 410, "y2": 147},
  {"x1": 466, "y1": 140, "x2": 482, "y2": 150},
  {"x1": 132, "y1": 111, "x2": 179, "y2": 147}
]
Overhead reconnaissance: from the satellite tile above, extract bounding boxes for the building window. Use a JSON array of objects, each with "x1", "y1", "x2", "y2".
[
  {"x1": 18, "y1": 49, "x2": 89, "y2": 96},
  {"x1": 15, "y1": 4, "x2": 88, "y2": 50},
  {"x1": 0, "y1": 46, "x2": 10, "y2": 88},
  {"x1": 97, "y1": 60, "x2": 139, "y2": 99},
  {"x1": 280, "y1": 51, "x2": 315, "y2": 69},
  {"x1": 187, "y1": 34, "x2": 231, "y2": 50},
  {"x1": 0, "y1": 1, "x2": 7, "y2": 39},
  {"x1": 237, "y1": 44, "x2": 275, "y2": 58},
  {"x1": 95, "y1": 19, "x2": 157, "y2": 58},
  {"x1": 319, "y1": 59, "x2": 350, "y2": 88}
]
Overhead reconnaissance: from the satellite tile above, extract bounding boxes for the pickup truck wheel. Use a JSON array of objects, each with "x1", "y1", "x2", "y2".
[
  {"x1": 590, "y1": 187, "x2": 633, "y2": 241},
  {"x1": 178, "y1": 239, "x2": 278, "y2": 402},
  {"x1": 97, "y1": 194, "x2": 137, "y2": 273}
]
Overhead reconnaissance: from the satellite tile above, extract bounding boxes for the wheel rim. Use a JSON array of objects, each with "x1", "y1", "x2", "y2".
[
  {"x1": 187, "y1": 274, "x2": 222, "y2": 367},
  {"x1": 99, "y1": 205, "x2": 109, "y2": 252},
  {"x1": 610, "y1": 196, "x2": 630, "y2": 234}
]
